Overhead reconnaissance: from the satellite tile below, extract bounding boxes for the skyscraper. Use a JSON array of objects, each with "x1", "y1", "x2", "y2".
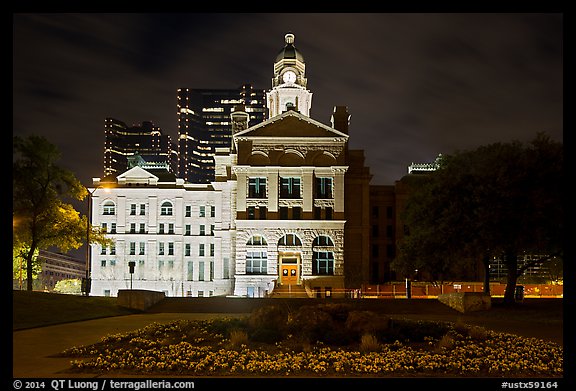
[
  {"x1": 104, "y1": 118, "x2": 177, "y2": 177},
  {"x1": 177, "y1": 84, "x2": 267, "y2": 183}
]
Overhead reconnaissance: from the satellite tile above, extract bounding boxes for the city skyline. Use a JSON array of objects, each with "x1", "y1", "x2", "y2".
[{"x1": 13, "y1": 13, "x2": 563, "y2": 186}]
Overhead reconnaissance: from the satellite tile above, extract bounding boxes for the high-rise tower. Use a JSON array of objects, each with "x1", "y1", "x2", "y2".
[{"x1": 177, "y1": 84, "x2": 267, "y2": 183}]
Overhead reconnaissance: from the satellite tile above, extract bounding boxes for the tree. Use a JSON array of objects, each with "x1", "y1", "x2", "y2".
[
  {"x1": 394, "y1": 133, "x2": 563, "y2": 304},
  {"x1": 13, "y1": 135, "x2": 111, "y2": 291}
]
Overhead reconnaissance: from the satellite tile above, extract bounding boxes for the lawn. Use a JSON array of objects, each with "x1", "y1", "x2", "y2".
[
  {"x1": 13, "y1": 290, "x2": 140, "y2": 330},
  {"x1": 55, "y1": 303, "x2": 563, "y2": 378}
]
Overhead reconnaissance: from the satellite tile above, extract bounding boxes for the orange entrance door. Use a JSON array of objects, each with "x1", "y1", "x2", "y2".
[{"x1": 281, "y1": 264, "x2": 298, "y2": 285}]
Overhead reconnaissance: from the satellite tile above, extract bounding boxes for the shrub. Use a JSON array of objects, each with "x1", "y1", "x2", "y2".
[
  {"x1": 227, "y1": 329, "x2": 248, "y2": 349},
  {"x1": 468, "y1": 325, "x2": 488, "y2": 341},
  {"x1": 345, "y1": 310, "x2": 391, "y2": 338},
  {"x1": 248, "y1": 305, "x2": 288, "y2": 331},
  {"x1": 437, "y1": 333, "x2": 456, "y2": 351},
  {"x1": 359, "y1": 333, "x2": 381, "y2": 352},
  {"x1": 287, "y1": 305, "x2": 336, "y2": 343}
]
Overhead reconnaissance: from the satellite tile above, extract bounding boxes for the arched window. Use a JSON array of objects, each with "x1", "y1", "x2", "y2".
[
  {"x1": 247, "y1": 235, "x2": 268, "y2": 246},
  {"x1": 313, "y1": 235, "x2": 334, "y2": 247},
  {"x1": 278, "y1": 233, "x2": 302, "y2": 246},
  {"x1": 160, "y1": 201, "x2": 173, "y2": 216},
  {"x1": 102, "y1": 201, "x2": 115, "y2": 215}
]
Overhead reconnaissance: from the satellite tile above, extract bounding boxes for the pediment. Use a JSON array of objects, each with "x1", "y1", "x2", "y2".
[
  {"x1": 234, "y1": 110, "x2": 348, "y2": 139},
  {"x1": 116, "y1": 166, "x2": 159, "y2": 185}
]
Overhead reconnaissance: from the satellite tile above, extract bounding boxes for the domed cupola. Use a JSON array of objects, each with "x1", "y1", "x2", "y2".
[
  {"x1": 267, "y1": 33, "x2": 312, "y2": 118},
  {"x1": 275, "y1": 33, "x2": 305, "y2": 62}
]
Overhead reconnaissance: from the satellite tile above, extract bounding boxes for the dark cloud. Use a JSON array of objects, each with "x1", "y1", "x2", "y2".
[{"x1": 13, "y1": 13, "x2": 563, "y2": 186}]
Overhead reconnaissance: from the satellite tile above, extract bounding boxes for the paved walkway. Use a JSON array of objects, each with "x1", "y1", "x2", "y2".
[
  {"x1": 13, "y1": 307, "x2": 562, "y2": 378},
  {"x1": 13, "y1": 313, "x2": 246, "y2": 378}
]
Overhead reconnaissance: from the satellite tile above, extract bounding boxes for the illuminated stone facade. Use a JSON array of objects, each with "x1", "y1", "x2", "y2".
[{"x1": 89, "y1": 33, "x2": 353, "y2": 298}]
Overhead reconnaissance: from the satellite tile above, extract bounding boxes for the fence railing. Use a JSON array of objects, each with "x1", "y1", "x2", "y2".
[{"x1": 360, "y1": 282, "x2": 563, "y2": 298}]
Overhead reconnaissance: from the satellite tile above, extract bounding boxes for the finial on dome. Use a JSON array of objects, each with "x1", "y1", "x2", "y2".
[{"x1": 285, "y1": 33, "x2": 294, "y2": 45}]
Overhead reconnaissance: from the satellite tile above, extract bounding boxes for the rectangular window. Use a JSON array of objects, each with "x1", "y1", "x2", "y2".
[
  {"x1": 168, "y1": 223, "x2": 174, "y2": 234},
  {"x1": 210, "y1": 225, "x2": 215, "y2": 236},
  {"x1": 372, "y1": 225, "x2": 379, "y2": 237},
  {"x1": 129, "y1": 242, "x2": 136, "y2": 255},
  {"x1": 280, "y1": 207, "x2": 289, "y2": 220},
  {"x1": 168, "y1": 242, "x2": 174, "y2": 256},
  {"x1": 111, "y1": 223, "x2": 116, "y2": 234},
  {"x1": 139, "y1": 223, "x2": 145, "y2": 234},
  {"x1": 372, "y1": 206, "x2": 379, "y2": 217},
  {"x1": 130, "y1": 223, "x2": 136, "y2": 234},
  {"x1": 110, "y1": 244, "x2": 116, "y2": 255},
  {"x1": 200, "y1": 225, "x2": 205, "y2": 236},
  {"x1": 130, "y1": 204, "x2": 137, "y2": 215},
  {"x1": 185, "y1": 243, "x2": 191, "y2": 256},
  {"x1": 210, "y1": 243, "x2": 215, "y2": 257},
  {"x1": 246, "y1": 251, "x2": 268, "y2": 274},
  {"x1": 223, "y1": 258, "x2": 230, "y2": 279},
  {"x1": 185, "y1": 205, "x2": 191, "y2": 217},
  {"x1": 185, "y1": 224, "x2": 191, "y2": 236},
  {"x1": 210, "y1": 260, "x2": 214, "y2": 281},
  {"x1": 199, "y1": 244, "x2": 205, "y2": 257},
  {"x1": 199, "y1": 261, "x2": 205, "y2": 281},
  {"x1": 325, "y1": 207, "x2": 333, "y2": 220},
  {"x1": 247, "y1": 206, "x2": 255, "y2": 220},
  {"x1": 292, "y1": 206, "x2": 301, "y2": 220},
  {"x1": 386, "y1": 225, "x2": 394, "y2": 239},
  {"x1": 210, "y1": 205, "x2": 216, "y2": 217},
  {"x1": 248, "y1": 177, "x2": 267, "y2": 198},
  {"x1": 187, "y1": 261, "x2": 193, "y2": 281},
  {"x1": 315, "y1": 177, "x2": 333, "y2": 199},
  {"x1": 387, "y1": 244, "x2": 396, "y2": 258},
  {"x1": 101, "y1": 260, "x2": 106, "y2": 267},
  {"x1": 259, "y1": 206, "x2": 267, "y2": 220},
  {"x1": 280, "y1": 177, "x2": 301, "y2": 199},
  {"x1": 158, "y1": 242, "x2": 164, "y2": 256},
  {"x1": 101, "y1": 246, "x2": 107, "y2": 255},
  {"x1": 101, "y1": 222, "x2": 107, "y2": 232},
  {"x1": 313, "y1": 251, "x2": 334, "y2": 275},
  {"x1": 314, "y1": 206, "x2": 322, "y2": 220},
  {"x1": 387, "y1": 206, "x2": 393, "y2": 219},
  {"x1": 139, "y1": 242, "x2": 145, "y2": 255},
  {"x1": 372, "y1": 244, "x2": 379, "y2": 257},
  {"x1": 140, "y1": 204, "x2": 146, "y2": 215},
  {"x1": 199, "y1": 205, "x2": 206, "y2": 217},
  {"x1": 159, "y1": 223, "x2": 165, "y2": 234}
]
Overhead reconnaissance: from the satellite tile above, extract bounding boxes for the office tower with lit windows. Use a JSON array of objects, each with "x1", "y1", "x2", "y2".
[
  {"x1": 104, "y1": 118, "x2": 178, "y2": 177},
  {"x1": 177, "y1": 84, "x2": 267, "y2": 183}
]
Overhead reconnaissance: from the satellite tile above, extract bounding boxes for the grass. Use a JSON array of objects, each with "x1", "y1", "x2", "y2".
[{"x1": 13, "y1": 290, "x2": 140, "y2": 330}]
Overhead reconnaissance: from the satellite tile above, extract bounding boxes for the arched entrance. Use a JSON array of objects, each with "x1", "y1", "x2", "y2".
[{"x1": 277, "y1": 233, "x2": 302, "y2": 286}]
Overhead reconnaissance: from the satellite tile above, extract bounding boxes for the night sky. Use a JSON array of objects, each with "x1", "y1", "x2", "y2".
[{"x1": 13, "y1": 13, "x2": 563, "y2": 187}]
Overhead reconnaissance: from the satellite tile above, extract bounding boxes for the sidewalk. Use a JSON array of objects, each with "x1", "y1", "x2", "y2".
[{"x1": 13, "y1": 313, "x2": 246, "y2": 378}]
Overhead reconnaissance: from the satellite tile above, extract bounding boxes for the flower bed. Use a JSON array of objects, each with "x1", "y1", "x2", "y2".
[{"x1": 57, "y1": 315, "x2": 562, "y2": 377}]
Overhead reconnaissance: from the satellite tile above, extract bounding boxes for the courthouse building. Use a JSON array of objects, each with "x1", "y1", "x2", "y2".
[{"x1": 89, "y1": 33, "x2": 357, "y2": 298}]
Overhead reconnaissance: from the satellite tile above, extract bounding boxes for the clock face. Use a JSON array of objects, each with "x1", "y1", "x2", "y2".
[{"x1": 282, "y1": 70, "x2": 297, "y2": 84}]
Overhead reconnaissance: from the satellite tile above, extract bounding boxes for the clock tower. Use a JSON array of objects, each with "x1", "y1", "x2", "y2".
[{"x1": 267, "y1": 33, "x2": 313, "y2": 118}]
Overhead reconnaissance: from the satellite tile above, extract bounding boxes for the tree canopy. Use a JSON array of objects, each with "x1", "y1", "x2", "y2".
[
  {"x1": 393, "y1": 133, "x2": 563, "y2": 303},
  {"x1": 13, "y1": 135, "x2": 110, "y2": 291}
]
